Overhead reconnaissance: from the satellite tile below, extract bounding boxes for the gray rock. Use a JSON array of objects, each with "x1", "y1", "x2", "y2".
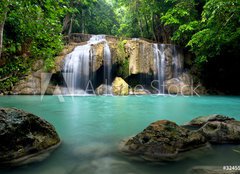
[
  {"x1": 186, "y1": 114, "x2": 235, "y2": 128},
  {"x1": 186, "y1": 115, "x2": 240, "y2": 144},
  {"x1": 120, "y1": 120, "x2": 208, "y2": 161},
  {"x1": 0, "y1": 108, "x2": 61, "y2": 166}
]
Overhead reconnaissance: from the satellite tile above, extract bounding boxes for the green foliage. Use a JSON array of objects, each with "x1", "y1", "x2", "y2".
[
  {"x1": 64, "y1": 0, "x2": 118, "y2": 35},
  {"x1": 117, "y1": 39, "x2": 127, "y2": 59},
  {"x1": 117, "y1": 59, "x2": 129, "y2": 79},
  {"x1": 116, "y1": 38, "x2": 129, "y2": 78},
  {"x1": 1, "y1": 0, "x2": 240, "y2": 92},
  {"x1": 1, "y1": 0, "x2": 67, "y2": 77},
  {"x1": 186, "y1": 0, "x2": 240, "y2": 63},
  {"x1": 44, "y1": 58, "x2": 56, "y2": 71},
  {"x1": 0, "y1": 57, "x2": 30, "y2": 91}
]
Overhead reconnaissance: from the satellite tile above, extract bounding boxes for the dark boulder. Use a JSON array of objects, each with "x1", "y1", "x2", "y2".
[
  {"x1": 120, "y1": 120, "x2": 208, "y2": 161},
  {"x1": 0, "y1": 108, "x2": 61, "y2": 166},
  {"x1": 186, "y1": 115, "x2": 240, "y2": 144}
]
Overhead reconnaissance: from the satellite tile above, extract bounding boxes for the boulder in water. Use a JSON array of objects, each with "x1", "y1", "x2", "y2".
[
  {"x1": 119, "y1": 120, "x2": 208, "y2": 161},
  {"x1": 0, "y1": 108, "x2": 61, "y2": 166},
  {"x1": 186, "y1": 115, "x2": 240, "y2": 144},
  {"x1": 112, "y1": 77, "x2": 129, "y2": 95}
]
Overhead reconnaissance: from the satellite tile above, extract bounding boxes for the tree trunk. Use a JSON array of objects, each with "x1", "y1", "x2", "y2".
[
  {"x1": 62, "y1": 14, "x2": 71, "y2": 34},
  {"x1": 138, "y1": 18, "x2": 144, "y2": 37},
  {"x1": 144, "y1": 15, "x2": 150, "y2": 37},
  {"x1": 68, "y1": 15, "x2": 74, "y2": 36},
  {"x1": 0, "y1": 11, "x2": 7, "y2": 59},
  {"x1": 81, "y1": 10, "x2": 85, "y2": 34},
  {"x1": 151, "y1": 13, "x2": 157, "y2": 41}
]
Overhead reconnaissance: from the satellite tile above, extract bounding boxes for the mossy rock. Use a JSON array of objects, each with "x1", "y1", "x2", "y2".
[{"x1": 0, "y1": 108, "x2": 61, "y2": 166}]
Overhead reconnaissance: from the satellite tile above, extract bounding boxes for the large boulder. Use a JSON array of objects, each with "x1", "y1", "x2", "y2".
[
  {"x1": 112, "y1": 77, "x2": 129, "y2": 95},
  {"x1": 186, "y1": 115, "x2": 240, "y2": 144},
  {"x1": 0, "y1": 108, "x2": 61, "y2": 166},
  {"x1": 120, "y1": 120, "x2": 208, "y2": 161}
]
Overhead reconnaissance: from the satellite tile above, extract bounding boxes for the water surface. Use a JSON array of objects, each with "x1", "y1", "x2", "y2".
[{"x1": 0, "y1": 95, "x2": 240, "y2": 174}]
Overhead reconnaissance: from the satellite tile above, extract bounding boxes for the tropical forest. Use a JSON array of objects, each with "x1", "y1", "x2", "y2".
[{"x1": 0, "y1": 0, "x2": 240, "y2": 174}]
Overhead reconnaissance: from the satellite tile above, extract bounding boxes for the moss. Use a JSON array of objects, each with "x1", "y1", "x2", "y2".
[
  {"x1": 115, "y1": 38, "x2": 130, "y2": 79},
  {"x1": 116, "y1": 59, "x2": 129, "y2": 78}
]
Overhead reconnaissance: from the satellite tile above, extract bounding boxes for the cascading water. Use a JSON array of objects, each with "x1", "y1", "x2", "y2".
[
  {"x1": 172, "y1": 45, "x2": 182, "y2": 78},
  {"x1": 63, "y1": 35, "x2": 112, "y2": 95},
  {"x1": 153, "y1": 44, "x2": 165, "y2": 94},
  {"x1": 103, "y1": 43, "x2": 112, "y2": 94},
  {"x1": 63, "y1": 45, "x2": 91, "y2": 95}
]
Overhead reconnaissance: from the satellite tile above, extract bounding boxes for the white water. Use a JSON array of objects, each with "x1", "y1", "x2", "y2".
[
  {"x1": 63, "y1": 45, "x2": 91, "y2": 95},
  {"x1": 172, "y1": 45, "x2": 182, "y2": 78},
  {"x1": 103, "y1": 43, "x2": 112, "y2": 95},
  {"x1": 63, "y1": 35, "x2": 112, "y2": 95},
  {"x1": 153, "y1": 44, "x2": 165, "y2": 94}
]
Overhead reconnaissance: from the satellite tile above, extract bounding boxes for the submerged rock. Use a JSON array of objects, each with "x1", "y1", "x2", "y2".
[
  {"x1": 186, "y1": 115, "x2": 240, "y2": 144},
  {"x1": 0, "y1": 108, "x2": 61, "y2": 166},
  {"x1": 120, "y1": 120, "x2": 208, "y2": 161},
  {"x1": 72, "y1": 157, "x2": 144, "y2": 174}
]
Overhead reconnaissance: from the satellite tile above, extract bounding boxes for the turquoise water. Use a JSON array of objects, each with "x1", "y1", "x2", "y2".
[{"x1": 0, "y1": 95, "x2": 240, "y2": 174}]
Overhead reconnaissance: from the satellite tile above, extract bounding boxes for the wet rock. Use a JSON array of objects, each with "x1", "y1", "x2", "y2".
[
  {"x1": 96, "y1": 84, "x2": 112, "y2": 95},
  {"x1": 129, "y1": 88, "x2": 150, "y2": 95},
  {"x1": 186, "y1": 114, "x2": 235, "y2": 128},
  {"x1": 165, "y1": 73, "x2": 206, "y2": 95},
  {"x1": 12, "y1": 75, "x2": 41, "y2": 95},
  {"x1": 112, "y1": 77, "x2": 129, "y2": 95},
  {"x1": 186, "y1": 115, "x2": 240, "y2": 144},
  {"x1": 0, "y1": 108, "x2": 61, "y2": 166},
  {"x1": 120, "y1": 120, "x2": 208, "y2": 161}
]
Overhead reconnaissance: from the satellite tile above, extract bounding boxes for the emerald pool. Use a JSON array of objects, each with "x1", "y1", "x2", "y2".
[{"x1": 0, "y1": 95, "x2": 240, "y2": 174}]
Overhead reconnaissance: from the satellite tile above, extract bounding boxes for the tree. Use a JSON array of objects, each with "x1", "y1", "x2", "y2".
[
  {"x1": 2, "y1": 1, "x2": 66, "y2": 60},
  {"x1": 187, "y1": 0, "x2": 240, "y2": 63},
  {"x1": 0, "y1": 0, "x2": 11, "y2": 59}
]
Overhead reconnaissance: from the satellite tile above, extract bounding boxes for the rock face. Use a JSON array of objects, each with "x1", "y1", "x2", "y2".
[
  {"x1": 10, "y1": 34, "x2": 201, "y2": 95},
  {"x1": 165, "y1": 73, "x2": 206, "y2": 95},
  {"x1": 120, "y1": 120, "x2": 207, "y2": 161},
  {"x1": 125, "y1": 40, "x2": 155, "y2": 75},
  {"x1": 165, "y1": 73, "x2": 192, "y2": 95},
  {"x1": 12, "y1": 71, "x2": 42, "y2": 95},
  {"x1": 186, "y1": 115, "x2": 240, "y2": 144},
  {"x1": 0, "y1": 108, "x2": 61, "y2": 166},
  {"x1": 112, "y1": 77, "x2": 129, "y2": 95}
]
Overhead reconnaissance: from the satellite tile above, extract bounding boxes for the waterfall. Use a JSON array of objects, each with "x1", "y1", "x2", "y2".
[
  {"x1": 103, "y1": 43, "x2": 112, "y2": 95},
  {"x1": 63, "y1": 45, "x2": 91, "y2": 95},
  {"x1": 172, "y1": 45, "x2": 182, "y2": 78},
  {"x1": 153, "y1": 44, "x2": 165, "y2": 94},
  {"x1": 63, "y1": 35, "x2": 112, "y2": 95}
]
